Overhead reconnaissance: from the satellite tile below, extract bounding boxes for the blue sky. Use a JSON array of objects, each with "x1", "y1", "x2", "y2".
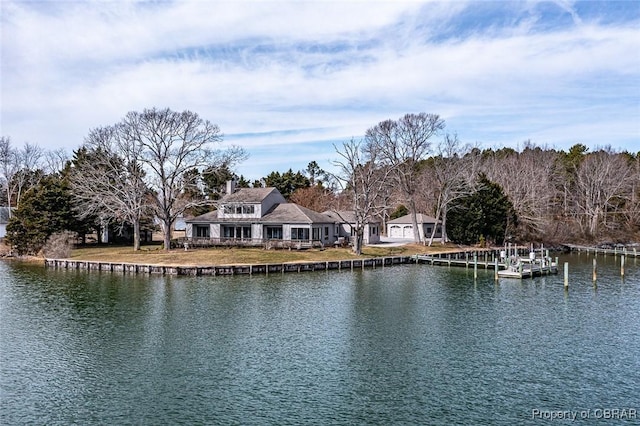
[{"x1": 1, "y1": 0, "x2": 639, "y2": 180}]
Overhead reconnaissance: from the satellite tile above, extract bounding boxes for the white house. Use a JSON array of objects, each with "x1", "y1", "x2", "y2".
[
  {"x1": 185, "y1": 187, "x2": 339, "y2": 248},
  {"x1": 387, "y1": 213, "x2": 442, "y2": 240}
]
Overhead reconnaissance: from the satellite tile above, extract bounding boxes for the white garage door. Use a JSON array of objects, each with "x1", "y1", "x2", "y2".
[{"x1": 402, "y1": 225, "x2": 414, "y2": 239}]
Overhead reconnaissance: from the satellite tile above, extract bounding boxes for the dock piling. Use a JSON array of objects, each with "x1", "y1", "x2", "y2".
[{"x1": 473, "y1": 253, "x2": 478, "y2": 280}]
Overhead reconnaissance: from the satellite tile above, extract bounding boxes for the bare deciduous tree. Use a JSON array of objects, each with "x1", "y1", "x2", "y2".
[
  {"x1": 44, "y1": 148, "x2": 70, "y2": 175},
  {"x1": 365, "y1": 113, "x2": 445, "y2": 243},
  {"x1": 424, "y1": 135, "x2": 479, "y2": 246},
  {"x1": 482, "y1": 142, "x2": 560, "y2": 241},
  {"x1": 0, "y1": 137, "x2": 43, "y2": 215},
  {"x1": 289, "y1": 185, "x2": 335, "y2": 212},
  {"x1": 122, "y1": 108, "x2": 246, "y2": 250},
  {"x1": 71, "y1": 126, "x2": 150, "y2": 251},
  {"x1": 333, "y1": 138, "x2": 393, "y2": 254},
  {"x1": 571, "y1": 147, "x2": 634, "y2": 237}
]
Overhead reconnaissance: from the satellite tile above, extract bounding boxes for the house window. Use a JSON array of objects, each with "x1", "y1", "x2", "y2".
[
  {"x1": 266, "y1": 226, "x2": 283, "y2": 239},
  {"x1": 195, "y1": 225, "x2": 209, "y2": 238},
  {"x1": 312, "y1": 228, "x2": 320, "y2": 240},
  {"x1": 223, "y1": 226, "x2": 235, "y2": 238},
  {"x1": 291, "y1": 228, "x2": 309, "y2": 240},
  {"x1": 237, "y1": 226, "x2": 250, "y2": 238},
  {"x1": 426, "y1": 227, "x2": 432, "y2": 234},
  {"x1": 224, "y1": 226, "x2": 251, "y2": 239},
  {"x1": 242, "y1": 205, "x2": 255, "y2": 214},
  {"x1": 324, "y1": 226, "x2": 329, "y2": 240},
  {"x1": 243, "y1": 226, "x2": 251, "y2": 238}
]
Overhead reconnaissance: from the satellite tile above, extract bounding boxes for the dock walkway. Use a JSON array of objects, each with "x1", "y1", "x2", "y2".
[
  {"x1": 45, "y1": 246, "x2": 562, "y2": 279},
  {"x1": 412, "y1": 251, "x2": 559, "y2": 279},
  {"x1": 563, "y1": 244, "x2": 640, "y2": 257}
]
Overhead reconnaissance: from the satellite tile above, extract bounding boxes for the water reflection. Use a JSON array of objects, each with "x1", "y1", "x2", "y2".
[{"x1": 1, "y1": 255, "x2": 639, "y2": 425}]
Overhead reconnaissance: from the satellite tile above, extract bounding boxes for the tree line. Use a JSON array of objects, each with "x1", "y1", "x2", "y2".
[{"x1": 2, "y1": 108, "x2": 639, "y2": 256}]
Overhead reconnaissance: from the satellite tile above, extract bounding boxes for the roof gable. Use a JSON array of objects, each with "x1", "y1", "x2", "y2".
[
  {"x1": 220, "y1": 187, "x2": 284, "y2": 204},
  {"x1": 186, "y1": 210, "x2": 218, "y2": 223},
  {"x1": 262, "y1": 203, "x2": 334, "y2": 224}
]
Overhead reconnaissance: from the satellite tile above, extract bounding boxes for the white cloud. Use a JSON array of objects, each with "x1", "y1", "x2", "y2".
[{"x1": 2, "y1": 0, "x2": 639, "y2": 179}]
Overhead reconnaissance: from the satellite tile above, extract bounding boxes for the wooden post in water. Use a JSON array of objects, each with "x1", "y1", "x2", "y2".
[
  {"x1": 592, "y1": 258, "x2": 597, "y2": 282},
  {"x1": 621, "y1": 255, "x2": 625, "y2": 278},
  {"x1": 564, "y1": 262, "x2": 569, "y2": 290},
  {"x1": 473, "y1": 253, "x2": 478, "y2": 280},
  {"x1": 494, "y1": 258, "x2": 499, "y2": 281}
]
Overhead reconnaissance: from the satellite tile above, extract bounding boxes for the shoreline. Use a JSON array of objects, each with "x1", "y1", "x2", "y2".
[
  {"x1": 44, "y1": 255, "x2": 419, "y2": 276},
  {"x1": 43, "y1": 246, "x2": 510, "y2": 276}
]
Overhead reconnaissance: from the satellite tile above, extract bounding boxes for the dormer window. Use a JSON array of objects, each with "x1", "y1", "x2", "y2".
[{"x1": 223, "y1": 204, "x2": 255, "y2": 215}]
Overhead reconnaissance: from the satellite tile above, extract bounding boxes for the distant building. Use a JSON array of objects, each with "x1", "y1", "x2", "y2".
[
  {"x1": 322, "y1": 210, "x2": 381, "y2": 245},
  {"x1": 387, "y1": 213, "x2": 442, "y2": 240},
  {"x1": 0, "y1": 207, "x2": 12, "y2": 239},
  {"x1": 185, "y1": 186, "x2": 381, "y2": 248},
  {"x1": 186, "y1": 186, "x2": 337, "y2": 248}
]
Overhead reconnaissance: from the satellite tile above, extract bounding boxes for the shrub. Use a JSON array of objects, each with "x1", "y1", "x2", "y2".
[{"x1": 42, "y1": 231, "x2": 75, "y2": 259}]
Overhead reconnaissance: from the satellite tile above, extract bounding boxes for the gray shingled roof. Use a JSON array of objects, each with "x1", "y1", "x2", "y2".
[
  {"x1": 262, "y1": 204, "x2": 334, "y2": 224},
  {"x1": 388, "y1": 213, "x2": 439, "y2": 224},
  {"x1": 323, "y1": 210, "x2": 356, "y2": 223},
  {"x1": 186, "y1": 210, "x2": 219, "y2": 223},
  {"x1": 220, "y1": 187, "x2": 284, "y2": 203},
  {"x1": 322, "y1": 210, "x2": 382, "y2": 225}
]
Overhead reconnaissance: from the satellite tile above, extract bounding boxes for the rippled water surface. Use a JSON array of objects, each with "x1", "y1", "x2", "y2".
[{"x1": 1, "y1": 254, "x2": 639, "y2": 425}]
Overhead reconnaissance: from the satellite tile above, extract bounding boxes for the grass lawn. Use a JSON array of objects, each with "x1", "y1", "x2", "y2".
[{"x1": 69, "y1": 242, "x2": 468, "y2": 266}]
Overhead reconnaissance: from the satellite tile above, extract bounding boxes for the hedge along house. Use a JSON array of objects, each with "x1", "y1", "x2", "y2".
[
  {"x1": 387, "y1": 213, "x2": 443, "y2": 241},
  {"x1": 185, "y1": 186, "x2": 339, "y2": 248},
  {"x1": 322, "y1": 210, "x2": 381, "y2": 245}
]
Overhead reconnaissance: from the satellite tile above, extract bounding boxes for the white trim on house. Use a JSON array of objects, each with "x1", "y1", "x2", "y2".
[{"x1": 185, "y1": 187, "x2": 340, "y2": 246}]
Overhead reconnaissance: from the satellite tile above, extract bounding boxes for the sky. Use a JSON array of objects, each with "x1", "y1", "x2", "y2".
[{"x1": 1, "y1": 0, "x2": 639, "y2": 180}]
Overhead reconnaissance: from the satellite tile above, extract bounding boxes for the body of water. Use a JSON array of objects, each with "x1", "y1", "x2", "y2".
[{"x1": 1, "y1": 253, "x2": 639, "y2": 425}]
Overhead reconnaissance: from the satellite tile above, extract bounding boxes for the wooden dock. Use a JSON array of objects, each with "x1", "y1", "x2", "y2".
[
  {"x1": 44, "y1": 256, "x2": 414, "y2": 276},
  {"x1": 45, "y1": 246, "x2": 560, "y2": 279},
  {"x1": 563, "y1": 244, "x2": 640, "y2": 257},
  {"x1": 412, "y1": 249, "x2": 559, "y2": 279},
  {"x1": 496, "y1": 259, "x2": 558, "y2": 278}
]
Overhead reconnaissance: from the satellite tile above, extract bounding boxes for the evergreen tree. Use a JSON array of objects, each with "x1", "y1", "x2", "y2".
[
  {"x1": 389, "y1": 204, "x2": 409, "y2": 220},
  {"x1": 447, "y1": 174, "x2": 517, "y2": 245},
  {"x1": 5, "y1": 173, "x2": 87, "y2": 255},
  {"x1": 263, "y1": 169, "x2": 310, "y2": 199}
]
